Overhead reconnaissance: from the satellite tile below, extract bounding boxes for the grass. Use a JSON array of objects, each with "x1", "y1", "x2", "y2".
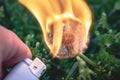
[{"x1": 0, "y1": 0, "x2": 120, "y2": 80}]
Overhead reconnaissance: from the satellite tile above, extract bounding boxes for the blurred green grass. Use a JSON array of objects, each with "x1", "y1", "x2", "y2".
[{"x1": 0, "y1": 0, "x2": 120, "y2": 80}]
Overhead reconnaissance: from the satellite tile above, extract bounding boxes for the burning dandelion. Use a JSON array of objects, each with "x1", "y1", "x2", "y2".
[{"x1": 19, "y1": 0, "x2": 92, "y2": 59}]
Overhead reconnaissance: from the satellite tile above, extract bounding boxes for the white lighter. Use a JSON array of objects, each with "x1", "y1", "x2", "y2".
[{"x1": 4, "y1": 57, "x2": 46, "y2": 80}]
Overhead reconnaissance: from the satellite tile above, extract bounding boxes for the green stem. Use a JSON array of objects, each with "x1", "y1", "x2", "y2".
[{"x1": 78, "y1": 54, "x2": 98, "y2": 68}]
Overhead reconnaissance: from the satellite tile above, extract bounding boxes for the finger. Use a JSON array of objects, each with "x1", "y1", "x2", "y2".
[
  {"x1": 3, "y1": 41, "x2": 32, "y2": 66},
  {"x1": 0, "y1": 26, "x2": 32, "y2": 66}
]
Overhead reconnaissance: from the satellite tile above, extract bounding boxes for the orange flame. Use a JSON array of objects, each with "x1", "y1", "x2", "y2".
[{"x1": 19, "y1": 0, "x2": 92, "y2": 59}]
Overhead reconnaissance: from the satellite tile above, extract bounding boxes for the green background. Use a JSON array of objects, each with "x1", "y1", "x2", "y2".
[{"x1": 0, "y1": 0, "x2": 120, "y2": 80}]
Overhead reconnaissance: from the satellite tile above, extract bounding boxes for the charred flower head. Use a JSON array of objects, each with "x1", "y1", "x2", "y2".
[{"x1": 19, "y1": 0, "x2": 92, "y2": 59}]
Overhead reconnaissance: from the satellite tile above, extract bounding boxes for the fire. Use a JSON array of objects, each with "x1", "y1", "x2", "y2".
[{"x1": 19, "y1": 0, "x2": 92, "y2": 59}]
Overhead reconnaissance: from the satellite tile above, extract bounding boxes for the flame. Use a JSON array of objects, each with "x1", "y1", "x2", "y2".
[{"x1": 19, "y1": 0, "x2": 92, "y2": 59}]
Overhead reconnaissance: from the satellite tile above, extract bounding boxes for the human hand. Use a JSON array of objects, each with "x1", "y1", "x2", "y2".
[{"x1": 0, "y1": 25, "x2": 32, "y2": 79}]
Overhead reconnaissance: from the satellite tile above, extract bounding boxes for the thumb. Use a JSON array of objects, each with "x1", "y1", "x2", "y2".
[{"x1": 0, "y1": 26, "x2": 32, "y2": 79}]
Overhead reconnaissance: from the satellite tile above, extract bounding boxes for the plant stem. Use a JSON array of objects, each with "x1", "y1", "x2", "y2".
[{"x1": 79, "y1": 54, "x2": 98, "y2": 68}]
